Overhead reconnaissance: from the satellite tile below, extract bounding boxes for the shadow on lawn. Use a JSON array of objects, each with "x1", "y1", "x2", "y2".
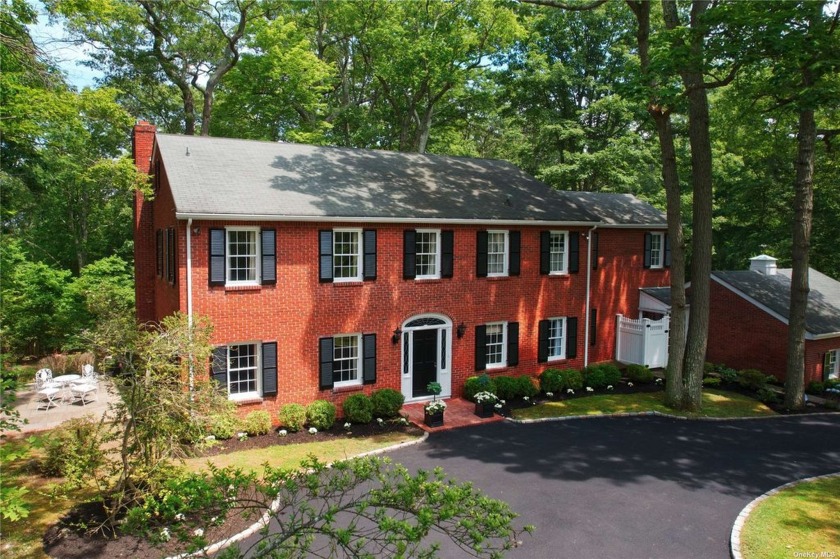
[{"x1": 417, "y1": 415, "x2": 840, "y2": 500}]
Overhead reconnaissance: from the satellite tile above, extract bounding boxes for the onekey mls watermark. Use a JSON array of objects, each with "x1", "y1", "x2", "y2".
[{"x1": 792, "y1": 552, "x2": 837, "y2": 558}]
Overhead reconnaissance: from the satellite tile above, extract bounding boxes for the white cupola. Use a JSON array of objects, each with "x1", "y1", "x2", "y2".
[{"x1": 749, "y1": 254, "x2": 778, "y2": 276}]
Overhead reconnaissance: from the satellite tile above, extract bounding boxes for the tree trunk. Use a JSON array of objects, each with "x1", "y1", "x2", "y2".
[{"x1": 785, "y1": 104, "x2": 816, "y2": 409}]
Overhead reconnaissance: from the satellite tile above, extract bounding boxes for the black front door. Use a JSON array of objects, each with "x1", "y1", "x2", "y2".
[{"x1": 412, "y1": 329, "x2": 438, "y2": 397}]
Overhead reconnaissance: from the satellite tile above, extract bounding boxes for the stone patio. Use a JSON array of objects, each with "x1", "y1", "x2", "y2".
[{"x1": 402, "y1": 397, "x2": 506, "y2": 432}]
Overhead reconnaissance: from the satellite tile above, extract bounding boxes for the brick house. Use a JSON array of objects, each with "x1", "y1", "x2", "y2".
[
  {"x1": 706, "y1": 255, "x2": 840, "y2": 385},
  {"x1": 132, "y1": 122, "x2": 671, "y2": 415}
]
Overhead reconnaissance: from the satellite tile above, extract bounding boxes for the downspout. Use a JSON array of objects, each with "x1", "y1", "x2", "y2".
[
  {"x1": 187, "y1": 218, "x2": 194, "y2": 393},
  {"x1": 583, "y1": 225, "x2": 598, "y2": 367}
]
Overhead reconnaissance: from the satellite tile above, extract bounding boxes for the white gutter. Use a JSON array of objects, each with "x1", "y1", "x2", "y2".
[
  {"x1": 175, "y1": 213, "x2": 600, "y2": 228},
  {"x1": 187, "y1": 218, "x2": 194, "y2": 393},
  {"x1": 583, "y1": 225, "x2": 598, "y2": 367}
]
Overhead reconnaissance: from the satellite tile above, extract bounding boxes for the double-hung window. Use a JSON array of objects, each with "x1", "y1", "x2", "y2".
[
  {"x1": 319, "y1": 333, "x2": 377, "y2": 389},
  {"x1": 477, "y1": 230, "x2": 520, "y2": 278},
  {"x1": 549, "y1": 231, "x2": 568, "y2": 274},
  {"x1": 487, "y1": 231, "x2": 508, "y2": 276},
  {"x1": 415, "y1": 230, "x2": 440, "y2": 278},
  {"x1": 404, "y1": 229, "x2": 453, "y2": 279},
  {"x1": 644, "y1": 232, "x2": 669, "y2": 269},
  {"x1": 475, "y1": 322, "x2": 519, "y2": 371},
  {"x1": 227, "y1": 228, "x2": 259, "y2": 284},
  {"x1": 333, "y1": 334, "x2": 361, "y2": 387},
  {"x1": 538, "y1": 317, "x2": 578, "y2": 362},
  {"x1": 209, "y1": 228, "x2": 276, "y2": 287},
  {"x1": 826, "y1": 350, "x2": 839, "y2": 380},
  {"x1": 546, "y1": 317, "x2": 566, "y2": 360},
  {"x1": 211, "y1": 341, "x2": 277, "y2": 400},
  {"x1": 228, "y1": 343, "x2": 259, "y2": 396},
  {"x1": 319, "y1": 229, "x2": 376, "y2": 282},
  {"x1": 485, "y1": 323, "x2": 506, "y2": 368}
]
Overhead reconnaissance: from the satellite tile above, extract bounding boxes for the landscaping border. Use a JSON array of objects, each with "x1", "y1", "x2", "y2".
[
  {"x1": 729, "y1": 471, "x2": 840, "y2": 559},
  {"x1": 165, "y1": 431, "x2": 429, "y2": 559},
  {"x1": 509, "y1": 409, "x2": 839, "y2": 424}
]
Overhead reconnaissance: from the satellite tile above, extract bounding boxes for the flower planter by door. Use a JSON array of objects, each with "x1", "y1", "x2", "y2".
[
  {"x1": 474, "y1": 402, "x2": 495, "y2": 418},
  {"x1": 424, "y1": 410, "x2": 444, "y2": 428}
]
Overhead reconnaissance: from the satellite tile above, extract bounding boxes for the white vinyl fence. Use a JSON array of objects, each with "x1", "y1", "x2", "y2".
[{"x1": 615, "y1": 314, "x2": 669, "y2": 368}]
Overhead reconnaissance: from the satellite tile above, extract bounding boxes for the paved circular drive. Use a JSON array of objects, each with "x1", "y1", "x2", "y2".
[{"x1": 384, "y1": 415, "x2": 840, "y2": 559}]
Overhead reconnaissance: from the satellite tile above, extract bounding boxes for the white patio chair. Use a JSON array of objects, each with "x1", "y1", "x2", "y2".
[
  {"x1": 35, "y1": 368, "x2": 59, "y2": 389},
  {"x1": 70, "y1": 379, "x2": 99, "y2": 406},
  {"x1": 73, "y1": 364, "x2": 97, "y2": 384},
  {"x1": 34, "y1": 385, "x2": 62, "y2": 410}
]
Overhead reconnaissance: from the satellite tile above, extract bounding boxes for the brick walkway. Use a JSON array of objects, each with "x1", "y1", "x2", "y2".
[{"x1": 403, "y1": 397, "x2": 506, "y2": 433}]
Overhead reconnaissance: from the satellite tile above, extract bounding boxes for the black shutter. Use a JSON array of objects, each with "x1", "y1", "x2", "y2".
[
  {"x1": 261, "y1": 229, "x2": 277, "y2": 285},
  {"x1": 540, "y1": 231, "x2": 550, "y2": 274},
  {"x1": 509, "y1": 231, "x2": 521, "y2": 276},
  {"x1": 403, "y1": 230, "x2": 416, "y2": 279},
  {"x1": 211, "y1": 346, "x2": 228, "y2": 390},
  {"x1": 156, "y1": 229, "x2": 163, "y2": 277},
  {"x1": 475, "y1": 325, "x2": 487, "y2": 371},
  {"x1": 538, "y1": 320, "x2": 550, "y2": 363},
  {"x1": 566, "y1": 317, "x2": 578, "y2": 359},
  {"x1": 507, "y1": 322, "x2": 519, "y2": 366},
  {"x1": 209, "y1": 228, "x2": 226, "y2": 286},
  {"x1": 363, "y1": 229, "x2": 377, "y2": 280},
  {"x1": 319, "y1": 230, "x2": 333, "y2": 282},
  {"x1": 167, "y1": 228, "x2": 176, "y2": 283},
  {"x1": 664, "y1": 233, "x2": 671, "y2": 268},
  {"x1": 476, "y1": 231, "x2": 488, "y2": 278},
  {"x1": 591, "y1": 232, "x2": 599, "y2": 270},
  {"x1": 261, "y1": 342, "x2": 277, "y2": 396},
  {"x1": 569, "y1": 232, "x2": 580, "y2": 274},
  {"x1": 319, "y1": 337, "x2": 334, "y2": 390},
  {"x1": 362, "y1": 334, "x2": 376, "y2": 384},
  {"x1": 441, "y1": 230, "x2": 454, "y2": 278},
  {"x1": 644, "y1": 232, "x2": 652, "y2": 268},
  {"x1": 590, "y1": 309, "x2": 598, "y2": 346}
]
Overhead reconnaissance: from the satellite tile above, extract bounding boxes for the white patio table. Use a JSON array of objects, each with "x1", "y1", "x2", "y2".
[{"x1": 52, "y1": 374, "x2": 81, "y2": 403}]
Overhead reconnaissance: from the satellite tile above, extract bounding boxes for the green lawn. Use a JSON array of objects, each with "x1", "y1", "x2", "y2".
[
  {"x1": 183, "y1": 431, "x2": 420, "y2": 473},
  {"x1": 513, "y1": 389, "x2": 776, "y2": 420},
  {"x1": 740, "y1": 476, "x2": 840, "y2": 559}
]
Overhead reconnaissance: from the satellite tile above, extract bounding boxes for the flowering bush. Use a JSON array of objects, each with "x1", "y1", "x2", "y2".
[
  {"x1": 585, "y1": 387, "x2": 594, "y2": 393},
  {"x1": 424, "y1": 400, "x2": 447, "y2": 414},
  {"x1": 474, "y1": 391, "x2": 498, "y2": 404},
  {"x1": 308, "y1": 427, "x2": 318, "y2": 435},
  {"x1": 607, "y1": 385, "x2": 614, "y2": 391},
  {"x1": 567, "y1": 388, "x2": 575, "y2": 394},
  {"x1": 278, "y1": 429, "x2": 288, "y2": 437}
]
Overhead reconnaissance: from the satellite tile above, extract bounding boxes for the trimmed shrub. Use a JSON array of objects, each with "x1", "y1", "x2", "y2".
[
  {"x1": 702, "y1": 377, "x2": 722, "y2": 387},
  {"x1": 806, "y1": 381, "x2": 826, "y2": 395},
  {"x1": 343, "y1": 393, "x2": 373, "y2": 424},
  {"x1": 278, "y1": 403, "x2": 307, "y2": 432},
  {"x1": 539, "y1": 369, "x2": 564, "y2": 394},
  {"x1": 242, "y1": 411, "x2": 272, "y2": 436},
  {"x1": 515, "y1": 375, "x2": 539, "y2": 398},
  {"x1": 464, "y1": 374, "x2": 497, "y2": 402},
  {"x1": 371, "y1": 389, "x2": 404, "y2": 418},
  {"x1": 208, "y1": 413, "x2": 239, "y2": 440},
  {"x1": 715, "y1": 365, "x2": 739, "y2": 384},
  {"x1": 584, "y1": 364, "x2": 621, "y2": 389},
  {"x1": 737, "y1": 369, "x2": 768, "y2": 391},
  {"x1": 625, "y1": 364, "x2": 654, "y2": 384},
  {"x1": 41, "y1": 416, "x2": 106, "y2": 482},
  {"x1": 757, "y1": 387, "x2": 780, "y2": 404},
  {"x1": 558, "y1": 368, "x2": 584, "y2": 390},
  {"x1": 703, "y1": 362, "x2": 715, "y2": 377},
  {"x1": 306, "y1": 400, "x2": 337, "y2": 430},
  {"x1": 493, "y1": 376, "x2": 518, "y2": 401}
]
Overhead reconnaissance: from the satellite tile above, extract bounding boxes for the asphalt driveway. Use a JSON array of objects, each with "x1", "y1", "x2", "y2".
[{"x1": 384, "y1": 415, "x2": 840, "y2": 559}]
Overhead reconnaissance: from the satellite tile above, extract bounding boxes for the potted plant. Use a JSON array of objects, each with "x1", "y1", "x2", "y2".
[
  {"x1": 473, "y1": 391, "x2": 498, "y2": 418},
  {"x1": 424, "y1": 382, "x2": 445, "y2": 427}
]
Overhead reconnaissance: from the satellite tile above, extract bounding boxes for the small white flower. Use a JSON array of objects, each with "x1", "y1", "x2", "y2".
[
  {"x1": 607, "y1": 385, "x2": 614, "y2": 390},
  {"x1": 204, "y1": 435, "x2": 215, "y2": 442},
  {"x1": 344, "y1": 422, "x2": 352, "y2": 429},
  {"x1": 494, "y1": 403, "x2": 503, "y2": 409},
  {"x1": 210, "y1": 516, "x2": 218, "y2": 524},
  {"x1": 309, "y1": 427, "x2": 318, "y2": 434},
  {"x1": 500, "y1": 399, "x2": 506, "y2": 404},
  {"x1": 523, "y1": 396, "x2": 530, "y2": 401},
  {"x1": 399, "y1": 417, "x2": 409, "y2": 425},
  {"x1": 278, "y1": 429, "x2": 288, "y2": 436},
  {"x1": 193, "y1": 528, "x2": 204, "y2": 537},
  {"x1": 627, "y1": 382, "x2": 634, "y2": 387},
  {"x1": 656, "y1": 378, "x2": 663, "y2": 384},
  {"x1": 546, "y1": 392, "x2": 554, "y2": 397},
  {"x1": 160, "y1": 528, "x2": 171, "y2": 542},
  {"x1": 377, "y1": 417, "x2": 384, "y2": 424},
  {"x1": 174, "y1": 513, "x2": 185, "y2": 522},
  {"x1": 567, "y1": 389, "x2": 574, "y2": 394},
  {"x1": 586, "y1": 386, "x2": 594, "y2": 392}
]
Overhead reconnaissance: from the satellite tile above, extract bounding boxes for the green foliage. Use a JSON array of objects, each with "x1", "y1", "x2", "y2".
[
  {"x1": 558, "y1": 368, "x2": 585, "y2": 391},
  {"x1": 626, "y1": 365, "x2": 655, "y2": 384},
  {"x1": 342, "y1": 394, "x2": 374, "y2": 424},
  {"x1": 584, "y1": 364, "x2": 622, "y2": 389},
  {"x1": 516, "y1": 375, "x2": 539, "y2": 399},
  {"x1": 716, "y1": 366, "x2": 739, "y2": 384},
  {"x1": 493, "y1": 376, "x2": 518, "y2": 401},
  {"x1": 703, "y1": 362, "x2": 716, "y2": 376},
  {"x1": 539, "y1": 369, "x2": 564, "y2": 394},
  {"x1": 757, "y1": 387, "x2": 780, "y2": 404},
  {"x1": 703, "y1": 377, "x2": 722, "y2": 387},
  {"x1": 40, "y1": 416, "x2": 108, "y2": 485},
  {"x1": 464, "y1": 374, "x2": 497, "y2": 402},
  {"x1": 278, "y1": 404, "x2": 307, "y2": 432},
  {"x1": 737, "y1": 369, "x2": 768, "y2": 392},
  {"x1": 370, "y1": 389, "x2": 404, "y2": 419},
  {"x1": 208, "y1": 412, "x2": 239, "y2": 441},
  {"x1": 306, "y1": 400, "x2": 337, "y2": 431},
  {"x1": 125, "y1": 456, "x2": 533, "y2": 558},
  {"x1": 242, "y1": 411, "x2": 272, "y2": 436},
  {"x1": 806, "y1": 381, "x2": 825, "y2": 395},
  {"x1": 0, "y1": 442, "x2": 31, "y2": 521}
]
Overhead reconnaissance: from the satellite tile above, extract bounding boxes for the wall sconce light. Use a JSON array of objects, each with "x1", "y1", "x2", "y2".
[
  {"x1": 457, "y1": 322, "x2": 467, "y2": 339},
  {"x1": 392, "y1": 328, "x2": 402, "y2": 344}
]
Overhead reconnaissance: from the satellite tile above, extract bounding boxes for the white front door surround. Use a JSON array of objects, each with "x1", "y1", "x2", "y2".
[{"x1": 400, "y1": 314, "x2": 452, "y2": 402}]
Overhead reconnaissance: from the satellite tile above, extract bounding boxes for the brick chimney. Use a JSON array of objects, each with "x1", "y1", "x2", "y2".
[
  {"x1": 749, "y1": 254, "x2": 778, "y2": 276},
  {"x1": 132, "y1": 120, "x2": 157, "y2": 324}
]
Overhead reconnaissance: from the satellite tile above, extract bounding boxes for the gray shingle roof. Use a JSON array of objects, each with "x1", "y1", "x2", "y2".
[
  {"x1": 155, "y1": 134, "x2": 665, "y2": 225},
  {"x1": 640, "y1": 287, "x2": 674, "y2": 307},
  {"x1": 712, "y1": 270, "x2": 840, "y2": 336}
]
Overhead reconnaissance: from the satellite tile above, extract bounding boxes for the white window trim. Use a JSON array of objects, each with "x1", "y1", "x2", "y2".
[
  {"x1": 333, "y1": 333, "x2": 363, "y2": 388},
  {"x1": 549, "y1": 230, "x2": 569, "y2": 275},
  {"x1": 547, "y1": 317, "x2": 567, "y2": 361},
  {"x1": 828, "y1": 349, "x2": 839, "y2": 379},
  {"x1": 415, "y1": 229, "x2": 441, "y2": 280},
  {"x1": 225, "y1": 227, "x2": 261, "y2": 286},
  {"x1": 333, "y1": 228, "x2": 363, "y2": 282},
  {"x1": 486, "y1": 321, "x2": 507, "y2": 369},
  {"x1": 487, "y1": 230, "x2": 509, "y2": 277},
  {"x1": 227, "y1": 341, "x2": 261, "y2": 401},
  {"x1": 649, "y1": 232, "x2": 665, "y2": 269}
]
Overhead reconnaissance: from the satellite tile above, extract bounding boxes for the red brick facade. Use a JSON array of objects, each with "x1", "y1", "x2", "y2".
[
  {"x1": 706, "y1": 278, "x2": 839, "y2": 384},
  {"x1": 134, "y1": 125, "x2": 671, "y2": 417}
]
